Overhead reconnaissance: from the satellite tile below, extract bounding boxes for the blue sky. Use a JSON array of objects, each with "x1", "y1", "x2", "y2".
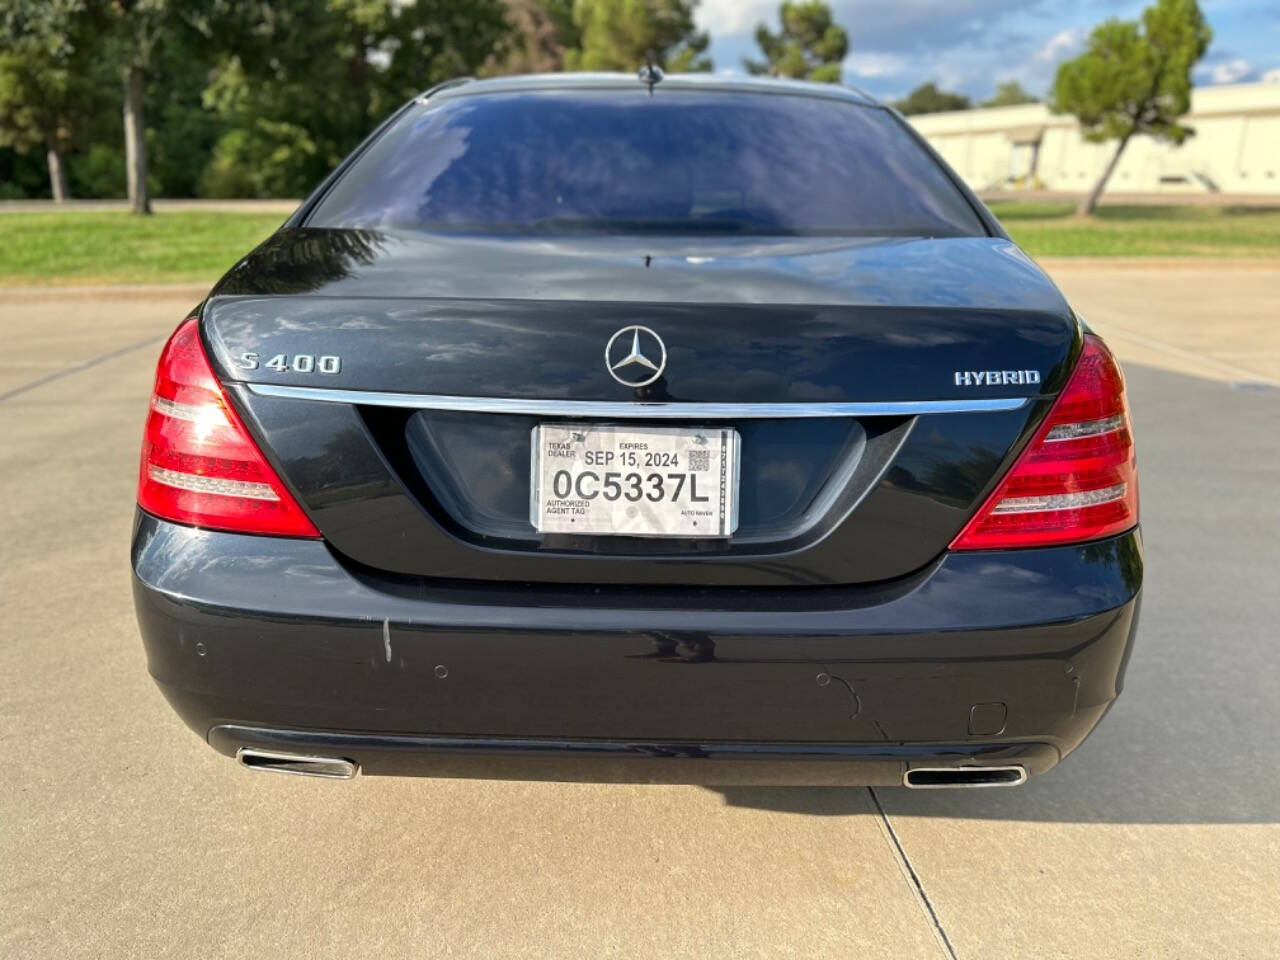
[{"x1": 695, "y1": 0, "x2": 1280, "y2": 101}]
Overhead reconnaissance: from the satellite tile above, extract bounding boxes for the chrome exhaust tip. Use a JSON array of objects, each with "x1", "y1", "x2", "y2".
[
  {"x1": 236, "y1": 747, "x2": 359, "y2": 780},
  {"x1": 903, "y1": 765, "x2": 1027, "y2": 789}
]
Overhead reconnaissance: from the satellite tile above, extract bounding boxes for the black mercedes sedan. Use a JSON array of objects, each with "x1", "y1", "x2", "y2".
[{"x1": 132, "y1": 72, "x2": 1140, "y2": 787}]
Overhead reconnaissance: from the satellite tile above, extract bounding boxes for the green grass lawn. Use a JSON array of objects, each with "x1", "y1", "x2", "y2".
[
  {"x1": 1, "y1": 204, "x2": 1278, "y2": 287},
  {"x1": 0, "y1": 212, "x2": 284, "y2": 286},
  {"x1": 988, "y1": 202, "x2": 1280, "y2": 257}
]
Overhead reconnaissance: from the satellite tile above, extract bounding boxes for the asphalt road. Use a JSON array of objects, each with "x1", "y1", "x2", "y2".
[{"x1": 2, "y1": 268, "x2": 1278, "y2": 959}]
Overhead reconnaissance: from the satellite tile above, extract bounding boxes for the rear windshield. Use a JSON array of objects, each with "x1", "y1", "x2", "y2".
[{"x1": 309, "y1": 89, "x2": 985, "y2": 238}]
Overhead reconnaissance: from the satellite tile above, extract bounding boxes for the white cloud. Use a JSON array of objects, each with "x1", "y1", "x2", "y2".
[
  {"x1": 1035, "y1": 27, "x2": 1081, "y2": 62},
  {"x1": 703, "y1": 0, "x2": 1049, "y2": 54},
  {"x1": 1263, "y1": 67, "x2": 1280, "y2": 83},
  {"x1": 843, "y1": 39, "x2": 1058, "y2": 102},
  {"x1": 1207, "y1": 57, "x2": 1253, "y2": 83},
  {"x1": 704, "y1": 0, "x2": 1275, "y2": 101},
  {"x1": 696, "y1": 0, "x2": 776, "y2": 35},
  {"x1": 845, "y1": 53, "x2": 910, "y2": 78}
]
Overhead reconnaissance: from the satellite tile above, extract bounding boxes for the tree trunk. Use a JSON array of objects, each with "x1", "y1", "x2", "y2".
[
  {"x1": 46, "y1": 146, "x2": 70, "y2": 203},
  {"x1": 123, "y1": 65, "x2": 151, "y2": 215},
  {"x1": 1078, "y1": 134, "x2": 1131, "y2": 216}
]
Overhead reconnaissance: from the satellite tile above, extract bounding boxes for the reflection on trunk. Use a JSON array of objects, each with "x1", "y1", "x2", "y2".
[{"x1": 215, "y1": 229, "x2": 389, "y2": 295}]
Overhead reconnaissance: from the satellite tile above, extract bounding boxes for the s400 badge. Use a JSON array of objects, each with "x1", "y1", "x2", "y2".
[{"x1": 238, "y1": 353, "x2": 341, "y2": 375}]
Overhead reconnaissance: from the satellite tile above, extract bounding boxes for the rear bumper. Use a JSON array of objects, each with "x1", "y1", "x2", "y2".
[{"x1": 132, "y1": 512, "x2": 1142, "y2": 785}]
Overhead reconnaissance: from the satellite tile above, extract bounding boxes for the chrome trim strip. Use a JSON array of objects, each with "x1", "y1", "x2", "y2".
[{"x1": 244, "y1": 383, "x2": 1029, "y2": 418}]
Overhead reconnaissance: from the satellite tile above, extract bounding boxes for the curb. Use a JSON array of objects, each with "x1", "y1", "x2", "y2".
[
  {"x1": 1037, "y1": 257, "x2": 1280, "y2": 270},
  {"x1": 0, "y1": 282, "x2": 211, "y2": 304}
]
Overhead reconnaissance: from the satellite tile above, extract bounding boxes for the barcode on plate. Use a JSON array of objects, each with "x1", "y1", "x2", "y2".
[{"x1": 688, "y1": 449, "x2": 711, "y2": 472}]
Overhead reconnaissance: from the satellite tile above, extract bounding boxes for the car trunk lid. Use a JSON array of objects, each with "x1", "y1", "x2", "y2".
[{"x1": 204, "y1": 228, "x2": 1078, "y2": 587}]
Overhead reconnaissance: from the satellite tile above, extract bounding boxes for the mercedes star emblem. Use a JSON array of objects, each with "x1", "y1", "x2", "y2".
[{"x1": 605, "y1": 325, "x2": 667, "y2": 388}]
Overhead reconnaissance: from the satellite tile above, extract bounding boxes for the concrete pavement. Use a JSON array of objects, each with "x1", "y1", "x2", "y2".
[
  {"x1": 2, "y1": 268, "x2": 1278, "y2": 959},
  {"x1": 1046, "y1": 261, "x2": 1280, "y2": 385}
]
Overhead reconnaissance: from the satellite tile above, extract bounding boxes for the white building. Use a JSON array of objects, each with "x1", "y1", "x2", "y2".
[{"x1": 907, "y1": 81, "x2": 1280, "y2": 196}]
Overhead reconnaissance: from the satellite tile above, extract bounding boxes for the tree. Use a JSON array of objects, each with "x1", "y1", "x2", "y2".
[
  {"x1": 892, "y1": 82, "x2": 970, "y2": 115},
  {"x1": 744, "y1": 1, "x2": 848, "y2": 83},
  {"x1": 143, "y1": 20, "x2": 224, "y2": 199},
  {"x1": 483, "y1": 0, "x2": 579, "y2": 74},
  {"x1": 982, "y1": 80, "x2": 1038, "y2": 108},
  {"x1": 105, "y1": 0, "x2": 174, "y2": 214},
  {"x1": 0, "y1": 145, "x2": 48, "y2": 199},
  {"x1": 1053, "y1": 0, "x2": 1210, "y2": 215},
  {"x1": 200, "y1": 0, "x2": 511, "y2": 199},
  {"x1": 563, "y1": 0, "x2": 711, "y2": 73},
  {"x1": 0, "y1": 0, "x2": 110, "y2": 201}
]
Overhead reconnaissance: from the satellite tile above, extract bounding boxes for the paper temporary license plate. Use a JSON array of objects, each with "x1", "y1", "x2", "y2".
[{"x1": 532, "y1": 424, "x2": 739, "y2": 538}]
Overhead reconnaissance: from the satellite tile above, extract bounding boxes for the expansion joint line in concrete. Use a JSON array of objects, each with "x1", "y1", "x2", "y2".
[
  {"x1": 868, "y1": 786, "x2": 959, "y2": 960},
  {"x1": 0, "y1": 335, "x2": 162, "y2": 404}
]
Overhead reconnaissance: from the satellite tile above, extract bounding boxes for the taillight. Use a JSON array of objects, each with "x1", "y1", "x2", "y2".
[
  {"x1": 138, "y1": 318, "x2": 320, "y2": 538},
  {"x1": 950, "y1": 334, "x2": 1138, "y2": 550}
]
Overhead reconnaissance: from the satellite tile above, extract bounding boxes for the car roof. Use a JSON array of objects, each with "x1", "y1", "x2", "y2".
[{"x1": 425, "y1": 72, "x2": 882, "y2": 108}]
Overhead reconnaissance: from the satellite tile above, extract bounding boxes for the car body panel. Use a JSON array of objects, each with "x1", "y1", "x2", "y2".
[{"x1": 134, "y1": 513, "x2": 1140, "y2": 782}]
